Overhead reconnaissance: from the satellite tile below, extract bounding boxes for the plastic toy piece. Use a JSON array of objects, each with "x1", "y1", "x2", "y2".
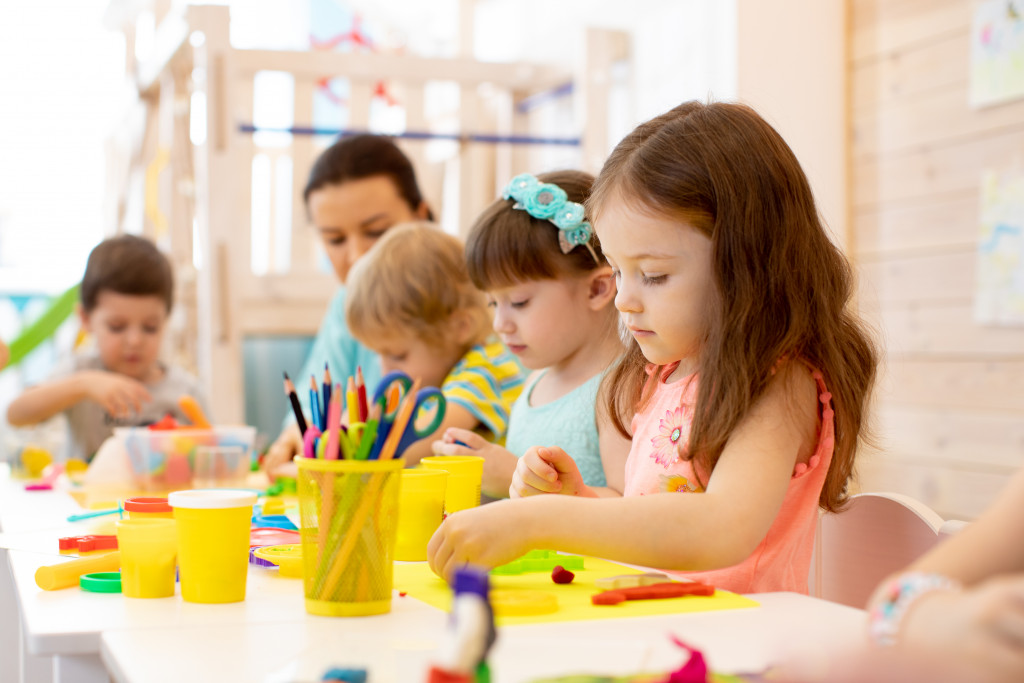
[
  {"x1": 426, "y1": 668, "x2": 472, "y2": 683},
  {"x1": 178, "y1": 394, "x2": 211, "y2": 428},
  {"x1": 551, "y1": 565, "x2": 575, "y2": 584},
  {"x1": 251, "y1": 513, "x2": 298, "y2": 530},
  {"x1": 79, "y1": 572, "x2": 122, "y2": 593},
  {"x1": 148, "y1": 413, "x2": 179, "y2": 430},
  {"x1": 591, "y1": 581, "x2": 715, "y2": 606},
  {"x1": 594, "y1": 571, "x2": 670, "y2": 590},
  {"x1": 490, "y1": 589, "x2": 558, "y2": 617},
  {"x1": 249, "y1": 527, "x2": 300, "y2": 548},
  {"x1": 261, "y1": 498, "x2": 286, "y2": 515},
  {"x1": 36, "y1": 551, "x2": 122, "y2": 591},
  {"x1": 321, "y1": 669, "x2": 366, "y2": 683},
  {"x1": 253, "y1": 544, "x2": 303, "y2": 577},
  {"x1": 20, "y1": 445, "x2": 53, "y2": 478},
  {"x1": 58, "y1": 535, "x2": 118, "y2": 553},
  {"x1": 492, "y1": 549, "x2": 584, "y2": 575}
]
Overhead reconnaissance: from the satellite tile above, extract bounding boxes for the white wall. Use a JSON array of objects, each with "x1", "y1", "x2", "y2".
[
  {"x1": 735, "y1": 0, "x2": 848, "y2": 247},
  {"x1": 474, "y1": 0, "x2": 737, "y2": 146}
]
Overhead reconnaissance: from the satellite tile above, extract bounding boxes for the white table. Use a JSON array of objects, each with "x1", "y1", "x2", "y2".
[
  {"x1": 98, "y1": 592, "x2": 867, "y2": 683},
  {"x1": 0, "y1": 466, "x2": 868, "y2": 683}
]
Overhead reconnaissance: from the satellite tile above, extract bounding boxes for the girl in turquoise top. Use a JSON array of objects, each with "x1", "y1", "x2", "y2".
[
  {"x1": 263, "y1": 135, "x2": 432, "y2": 475},
  {"x1": 432, "y1": 170, "x2": 629, "y2": 497}
]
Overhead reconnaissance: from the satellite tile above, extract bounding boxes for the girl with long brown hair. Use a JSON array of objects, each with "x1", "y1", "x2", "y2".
[{"x1": 428, "y1": 100, "x2": 877, "y2": 595}]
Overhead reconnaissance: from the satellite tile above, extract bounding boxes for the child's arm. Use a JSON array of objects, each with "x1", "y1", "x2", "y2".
[
  {"x1": 428, "y1": 362, "x2": 819, "y2": 581},
  {"x1": 7, "y1": 370, "x2": 152, "y2": 426},
  {"x1": 862, "y1": 466, "x2": 1024, "y2": 661},
  {"x1": 507, "y1": 393, "x2": 630, "y2": 499},
  {"x1": 432, "y1": 427, "x2": 519, "y2": 499},
  {"x1": 263, "y1": 423, "x2": 303, "y2": 478}
]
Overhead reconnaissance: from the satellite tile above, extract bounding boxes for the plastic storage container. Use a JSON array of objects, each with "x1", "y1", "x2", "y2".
[{"x1": 120, "y1": 426, "x2": 255, "y2": 492}]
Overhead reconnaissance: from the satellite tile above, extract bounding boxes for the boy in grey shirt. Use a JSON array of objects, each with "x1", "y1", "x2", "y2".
[{"x1": 6, "y1": 235, "x2": 209, "y2": 462}]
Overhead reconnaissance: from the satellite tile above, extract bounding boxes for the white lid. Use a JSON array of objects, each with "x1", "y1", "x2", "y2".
[{"x1": 168, "y1": 489, "x2": 257, "y2": 510}]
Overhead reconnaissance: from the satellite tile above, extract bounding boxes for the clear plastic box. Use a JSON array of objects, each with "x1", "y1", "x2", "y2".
[{"x1": 119, "y1": 426, "x2": 256, "y2": 492}]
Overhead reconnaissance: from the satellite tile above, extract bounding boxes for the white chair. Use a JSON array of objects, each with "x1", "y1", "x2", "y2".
[{"x1": 809, "y1": 492, "x2": 964, "y2": 608}]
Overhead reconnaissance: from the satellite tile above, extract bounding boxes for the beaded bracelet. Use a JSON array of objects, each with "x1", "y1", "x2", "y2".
[{"x1": 868, "y1": 572, "x2": 961, "y2": 646}]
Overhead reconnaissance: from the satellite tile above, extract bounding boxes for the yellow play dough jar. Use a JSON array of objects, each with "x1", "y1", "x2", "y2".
[
  {"x1": 169, "y1": 489, "x2": 256, "y2": 603},
  {"x1": 115, "y1": 518, "x2": 178, "y2": 598}
]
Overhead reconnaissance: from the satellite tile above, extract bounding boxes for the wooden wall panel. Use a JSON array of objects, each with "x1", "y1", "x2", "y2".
[{"x1": 850, "y1": 0, "x2": 1024, "y2": 521}]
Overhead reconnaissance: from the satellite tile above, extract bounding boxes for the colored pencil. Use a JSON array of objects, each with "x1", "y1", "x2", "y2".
[
  {"x1": 322, "y1": 363, "x2": 332, "y2": 431},
  {"x1": 353, "y1": 404, "x2": 381, "y2": 461},
  {"x1": 323, "y1": 384, "x2": 342, "y2": 460},
  {"x1": 309, "y1": 376, "x2": 321, "y2": 434},
  {"x1": 355, "y1": 366, "x2": 368, "y2": 421},
  {"x1": 346, "y1": 376, "x2": 359, "y2": 426},
  {"x1": 378, "y1": 379, "x2": 420, "y2": 461},
  {"x1": 282, "y1": 372, "x2": 308, "y2": 436}
]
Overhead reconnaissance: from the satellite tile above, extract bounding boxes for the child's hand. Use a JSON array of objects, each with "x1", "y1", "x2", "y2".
[
  {"x1": 898, "y1": 575, "x2": 1024, "y2": 680},
  {"x1": 427, "y1": 500, "x2": 532, "y2": 582},
  {"x1": 85, "y1": 371, "x2": 152, "y2": 419},
  {"x1": 431, "y1": 428, "x2": 519, "y2": 498},
  {"x1": 510, "y1": 446, "x2": 585, "y2": 498},
  {"x1": 263, "y1": 423, "x2": 302, "y2": 479}
]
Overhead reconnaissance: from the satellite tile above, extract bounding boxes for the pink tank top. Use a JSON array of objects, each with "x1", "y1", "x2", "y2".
[{"x1": 624, "y1": 361, "x2": 835, "y2": 594}]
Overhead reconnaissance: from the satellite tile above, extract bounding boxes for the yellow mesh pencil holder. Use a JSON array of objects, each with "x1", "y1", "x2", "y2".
[{"x1": 296, "y1": 456, "x2": 403, "y2": 616}]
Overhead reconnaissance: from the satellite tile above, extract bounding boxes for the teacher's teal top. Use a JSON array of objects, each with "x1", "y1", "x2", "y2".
[{"x1": 288, "y1": 287, "x2": 381, "y2": 426}]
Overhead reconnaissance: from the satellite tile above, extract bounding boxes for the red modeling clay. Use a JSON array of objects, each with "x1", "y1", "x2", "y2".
[
  {"x1": 58, "y1": 535, "x2": 119, "y2": 552},
  {"x1": 148, "y1": 414, "x2": 179, "y2": 430},
  {"x1": 399, "y1": 591, "x2": 407, "y2": 597},
  {"x1": 591, "y1": 581, "x2": 714, "y2": 605},
  {"x1": 551, "y1": 565, "x2": 575, "y2": 584}
]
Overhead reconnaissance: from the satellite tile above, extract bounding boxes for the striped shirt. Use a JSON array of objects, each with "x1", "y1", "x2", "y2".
[{"x1": 441, "y1": 338, "x2": 525, "y2": 441}]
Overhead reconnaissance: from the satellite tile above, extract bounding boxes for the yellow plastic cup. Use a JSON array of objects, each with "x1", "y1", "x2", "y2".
[
  {"x1": 169, "y1": 489, "x2": 256, "y2": 603},
  {"x1": 395, "y1": 469, "x2": 447, "y2": 561},
  {"x1": 115, "y1": 518, "x2": 178, "y2": 598},
  {"x1": 296, "y1": 457, "x2": 402, "y2": 617},
  {"x1": 420, "y1": 455, "x2": 484, "y2": 513}
]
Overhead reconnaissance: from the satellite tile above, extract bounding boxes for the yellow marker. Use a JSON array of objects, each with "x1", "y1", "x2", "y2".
[{"x1": 346, "y1": 376, "x2": 359, "y2": 426}]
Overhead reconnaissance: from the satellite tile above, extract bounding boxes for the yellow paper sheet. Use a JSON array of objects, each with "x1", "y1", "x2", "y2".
[{"x1": 393, "y1": 557, "x2": 759, "y2": 626}]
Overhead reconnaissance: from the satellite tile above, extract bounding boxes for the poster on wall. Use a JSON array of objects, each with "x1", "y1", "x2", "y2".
[
  {"x1": 969, "y1": 0, "x2": 1024, "y2": 108},
  {"x1": 975, "y1": 171, "x2": 1024, "y2": 325}
]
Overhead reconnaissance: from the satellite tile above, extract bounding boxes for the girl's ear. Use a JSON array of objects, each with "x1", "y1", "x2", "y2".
[
  {"x1": 415, "y1": 201, "x2": 431, "y2": 220},
  {"x1": 587, "y1": 266, "x2": 617, "y2": 311},
  {"x1": 448, "y1": 308, "x2": 478, "y2": 345}
]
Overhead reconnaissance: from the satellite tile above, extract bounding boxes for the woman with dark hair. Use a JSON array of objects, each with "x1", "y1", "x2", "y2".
[{"x1": 263, "y1": 134, "x2": 433, "y2": 473}]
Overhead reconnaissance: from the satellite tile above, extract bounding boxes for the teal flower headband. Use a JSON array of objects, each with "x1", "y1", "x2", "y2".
[{"x1": 502, "y1": 173, "x2": 599, "y2": 262}]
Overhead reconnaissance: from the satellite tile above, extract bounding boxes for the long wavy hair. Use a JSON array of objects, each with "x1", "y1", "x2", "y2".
[{"x1": 588, "y1": 101, "x2": 877, "y2": 512}]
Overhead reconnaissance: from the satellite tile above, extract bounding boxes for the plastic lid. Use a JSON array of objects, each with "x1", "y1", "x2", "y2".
[
  {"x1": 168, "y1": 489, "x2": 257, "y2": 510},
  {"x1": 80, "y1": 572, "x2": 122, "y2": 593},
  {"x1": 123, "y1": 497, "x2": 172, "y2": 513},
  {"x1": 249, "y1": 527, "x2": 300, "y2": 548}
]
